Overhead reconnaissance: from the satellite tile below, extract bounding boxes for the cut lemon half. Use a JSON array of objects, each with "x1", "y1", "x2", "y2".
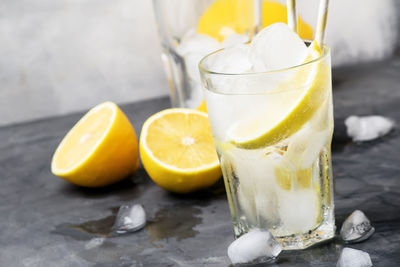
[
  {"x1": 51, "y1": 102, "x2": 139, "y2": 187},
  {"x1": 139, "y1": 108, "x2": 221, "y2": 193},
  {"x1": 228, "y1": 41, "x2": 330, "y2": 149}
]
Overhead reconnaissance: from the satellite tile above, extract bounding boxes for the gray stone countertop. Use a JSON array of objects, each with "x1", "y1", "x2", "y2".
[{"x1": 1, "y1": 56, "x2": 400, "y2": 266}]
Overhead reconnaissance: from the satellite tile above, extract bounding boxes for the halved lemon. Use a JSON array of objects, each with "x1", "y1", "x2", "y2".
[
  {"x1": 228, "y1": 41, "x2": 330, "y2": 149},
  {"x1": 51, "y1": 102, "x2": 139, "y2": 187},
  {"x1": 139, "y1": 108, "x2": 221, "y2": 193}
]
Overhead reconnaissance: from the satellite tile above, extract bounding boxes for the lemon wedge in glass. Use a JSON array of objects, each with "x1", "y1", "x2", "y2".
[{"x1": 228, "y1": 42, "x2": 330, "y2": 149}]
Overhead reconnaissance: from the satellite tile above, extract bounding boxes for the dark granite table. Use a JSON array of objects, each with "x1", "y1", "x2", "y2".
[{"x1": 1, "y1": 55, "x2": 400, "y2": 267}]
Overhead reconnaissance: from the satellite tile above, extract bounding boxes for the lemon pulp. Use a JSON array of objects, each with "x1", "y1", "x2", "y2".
[{"x1": 139, "y1": 109, "x2": 221, "y2": 193}]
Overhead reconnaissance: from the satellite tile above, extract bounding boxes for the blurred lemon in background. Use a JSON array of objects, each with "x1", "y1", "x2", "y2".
[
  {"x1": 197, "y1": 0, "x2": 254, "y2": 42},
  {"x1": 196, "y1": 100, "x2": 208, "y2": 113},
  {"x1": 261, "y1": 0, "x2": 313, "y2": 40},
  {"x1": 51, "y1": 102, "x2": 139, "y2": 187},
  {"x1": 140, "y1": 108, "x2": 221, "y2": 193},
  {"x1": 198, "y1": 0, "x2": 313, "y2": 41}
]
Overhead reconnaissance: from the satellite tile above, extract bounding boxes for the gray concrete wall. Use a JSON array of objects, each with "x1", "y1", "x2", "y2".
[
  {"x1": 1, "y1": 0, "x2": 399, "y2": 127},
  {"x1": 0, "y1": 0, "x2": 168, "y2": 126}
]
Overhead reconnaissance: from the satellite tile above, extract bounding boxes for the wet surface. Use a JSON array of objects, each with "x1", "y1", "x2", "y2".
[
  {"x1": 53, "y1": 207, "x2": 119, "y2": 240},
  {"x1": 1, "y1": 58, "x2": 400, "y2": 266},
  {"x1": 146, "y1": 204, "x2": 202, "y2": 242}
]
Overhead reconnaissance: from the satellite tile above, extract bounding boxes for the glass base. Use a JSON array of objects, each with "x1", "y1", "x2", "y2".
[
  {"x1": 276, "y1": 221, "x2": 335, "y2": 250},
  {"x1": 233, "y1": 211, "x2": 335, "y2": 250}
]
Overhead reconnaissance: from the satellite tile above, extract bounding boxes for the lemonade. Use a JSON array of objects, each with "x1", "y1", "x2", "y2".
[
  {"x1": 199, "y1": 23, "x2": 335, "y2": 249},
  {"x1": 153, "y1": 0, "x2": 314, "y2": 108}
]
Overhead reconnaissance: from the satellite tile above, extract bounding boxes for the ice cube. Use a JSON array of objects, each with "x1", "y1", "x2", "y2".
[
  {"x1": 221, "y1": 33, "x2": 249, "y2": 48},
  {"x1": 176, "y1": 30, "x2": 220, "y2": 56},
  {"x1": 340, "y1": 210, "x2": 375, "y2": 243},
  {"x1": 201, "y1": 44, "x2": 254, "y2": 107},
  {"x1": 205, "y1": 44, "x2": 252, "y2": 74},
  {"x1": 227, "y1": 229, "x2": 282, "y2": 265},
  {"x1": 284, "y1": 122, "x2": 330, "y2": 169},
  {"x1": 176, "y1": 30, "x2": 221, "y2": 85},
  {"x1": 112, "y1": 204, "x2": 146, "y2": 234},
  {"x1": 345, "y1": 115, "x2": 394, "y2": 142},
  {"x1": 337, "y1": 248, "x2": 373, "y2": 267},
  {"x1": 249, "y1": 23, "x2": 308, "y2": 72},
  {"x1": 225, "y1": 147, "x2": 280, "y2": 227},
  {"x1": 277, "y1": 187, "x2": 321, "y2": 235}
]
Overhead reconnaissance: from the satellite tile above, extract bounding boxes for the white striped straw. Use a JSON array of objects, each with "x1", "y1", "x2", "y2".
[
  {"x1": 253, "y1": 0, "x2": 262, "y2": 34},
  {"x1": 315, "y1": 0, "x2": 330, "y2": 47},
  {"x1": 286, "y1": 0, "x2": 298, "y2": 33}
]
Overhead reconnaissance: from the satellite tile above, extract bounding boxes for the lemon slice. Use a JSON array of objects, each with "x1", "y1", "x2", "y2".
[
  {"x1": 51, "y1": 102, "x2": 139, "y2": 187},
  {"x1": 139, "y1": 108, "x2": 221, "y2": 193},
  {"x1": 228, "y1": 41, "x2": 329, "y2": 149}
]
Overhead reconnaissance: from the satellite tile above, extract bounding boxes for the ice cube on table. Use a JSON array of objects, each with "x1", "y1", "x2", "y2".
[
  {"x1": 340, "y1": 210, "x2": 375, "y2": 243},
  {"x1": 249, "y1": 23, "x2": 308, "y2": 72},
  {"x1": 112, "y1": 204, "x2": 146, "y2": 234},
  {"x1": 337, "y1": 248, "x2": 373, "y2": 267},
  {"x1": 345, "y1": 115, "x2": 394, "y2": 142},
  {"x1": 227, "y1": 229, "x2": 282, "y2": 265}
]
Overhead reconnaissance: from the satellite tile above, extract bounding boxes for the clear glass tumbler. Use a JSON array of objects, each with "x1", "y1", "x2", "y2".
[
  {"x1": 199, "y1": 46, "x2": 335, "y2": 250},
  {"x1": 152, "y1": 0, "x2": 254, "y2": 108}
]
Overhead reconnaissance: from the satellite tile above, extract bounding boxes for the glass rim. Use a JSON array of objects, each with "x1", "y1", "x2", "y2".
[{"x1": 199, "y1": 42, "x2": 330, "y2": 77}]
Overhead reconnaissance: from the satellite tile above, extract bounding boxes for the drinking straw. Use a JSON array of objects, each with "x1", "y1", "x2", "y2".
[
  {"x1": 286, "y1": 0, "x2": 298, "y2": 33},
  {"x1": 253, "y1": 0, "x2": 262, "y2": 35},
  {"x1": 315, "y1": 0, "x2": 330, "y2": 47}
]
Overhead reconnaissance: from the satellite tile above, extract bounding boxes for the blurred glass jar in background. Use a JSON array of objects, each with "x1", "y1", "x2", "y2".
[{"x1": 152, "y1": 0, "x2": 252, "y2": 108}]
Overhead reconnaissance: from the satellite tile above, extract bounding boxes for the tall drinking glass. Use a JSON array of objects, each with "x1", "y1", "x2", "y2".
[
  {"x1": 199, "y1": 45, "x2": 335, "y2": 250},
  {"x1": 152, "y1": 0, "x2": 254, "y2": 108}
]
